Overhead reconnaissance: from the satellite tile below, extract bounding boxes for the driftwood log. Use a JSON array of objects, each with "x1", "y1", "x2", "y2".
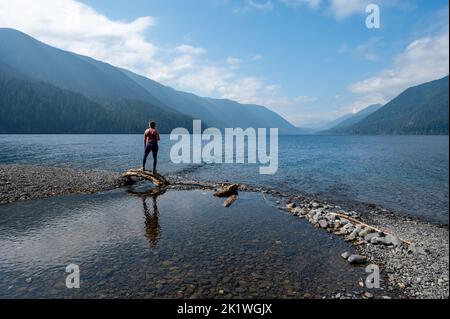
[
  {"x1": 213, "y1": 184, "x2": 239, "y2": 197},
  {"x1": 122, "y1": 169, "x2": 170, "y2": 188},
  {"x1": 214, "y1": 184, "x2": 240, "y2": 207},
  {"x1": 223, "y1": 194, "x2": 239, "y2": 207},
  {"x1": 331, "y1": 212, "x2": 412, "y2": 245}
]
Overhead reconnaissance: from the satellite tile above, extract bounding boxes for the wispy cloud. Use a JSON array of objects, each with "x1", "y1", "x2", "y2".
[
  {"x1": 339, "y1": 37, "x2": 383, "y2": 62},
  {"x1": 252, "y1": 54, "x2": 264, "y2": 61},
  {"x1": 329, "y1": 0, "x2": 372, "y2": 19},
  {"x1": 279, "y1": 0, "x2": 321, "y2": 9},
  {"x1": 234, "y1": 0, "x2": 274, "y2": 13},
  {"x1": 175, "y1": 44, "x2": 207, "y2": 55},
  {"x1": 0, "y1": 0, "x2": 299, "y2": 120},
  {"x1": 234, "y1": 0, "x2": 395, "y2": 18},
  {"x1": 226, "y1": 57, "x2": 242, "y2": 68},
  {"x1": 0, "y1": 0, "x2": 160, "y2": 76},
  {"x1": 296, "y1": 95, "x2": 319, "y2": 103},
  {"x1": 328, "y1": 0, "x2": 414, "y2": 20},
  {"x1": 349, "y1": 26, "x2": 449, "y2": 108}
]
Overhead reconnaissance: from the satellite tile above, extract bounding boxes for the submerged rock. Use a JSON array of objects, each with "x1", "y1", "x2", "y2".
[
  {"x1": 347, "y1": 254, "x2": 367, "y2": 264},
  {"x1": 341, "y1": 252, "x2": 350, "y2": 259}
]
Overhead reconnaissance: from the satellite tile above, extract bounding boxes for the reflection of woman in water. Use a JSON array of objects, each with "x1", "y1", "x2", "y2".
[
  {"x1": 143, "y1": 195, "x2": 161, "y2": 248},
  {"x1": 127, "y1": 183, "x2": 165, "y2": 248}
]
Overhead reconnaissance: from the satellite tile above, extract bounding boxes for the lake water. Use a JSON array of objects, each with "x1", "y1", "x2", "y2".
[
  {"x1": 1, "y1": 134, "x2": 448, "y2": 224},
  {"x1": 0, "y1": 188, "x2": 368, "y2": 299}
]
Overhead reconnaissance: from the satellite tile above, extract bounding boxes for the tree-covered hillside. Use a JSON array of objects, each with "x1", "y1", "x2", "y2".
[{"x1": 0, "y1": 76, "x2": 193, "y2": 134}]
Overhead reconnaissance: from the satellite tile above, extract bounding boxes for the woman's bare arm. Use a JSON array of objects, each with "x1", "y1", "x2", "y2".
[{"x1": 144, "y1": 130, "x2": 148, "y2": 147}]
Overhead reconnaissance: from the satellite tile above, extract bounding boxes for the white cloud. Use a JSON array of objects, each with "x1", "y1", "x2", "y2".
[
  {"x1": 218, "y1": 77, "x2": 266, "y2": 103},
  {"x1": 328, "y1": 0, "x2": 409, "y2": 20},
  {"x1": 247, "y1": 0, "x2": 274, "y2": 11},
  {"x1": 175, "y1": 44, "x2": 206, "y2": 55},
  {"x1": 176, "y1": 65, "x2": 233, "y2": 95},
  {"x1": 252, "y1": 54, "x2": 264, "y2": 61},
  {"x1": 234, "y1": 0, "x2": 274, "y2": 13},
  {"x1": 296, "y1": 95, "x2": 319, "y2": 103},
  {"x1": 349, "y1": 26, "x2": 449, "y2": 104},
  {"x1": 226, "y1": 57, "x2": 242, "y2": 66},
  {"x1": 329, "y1": 0, "x2": 371, "y2": 19},
  {"x1": 0, "y1": 0, "x2": 300, "y2": 121},
  {"x1": 265, "y1": 84, "x2": 281, "y2": 94},
  {"x1": 279, "y1": 0, "x2": 321, "y2": 9},
  {"x1": 339, "y1": 37, "x2": 383, "y2": 62},
  {"x1": 0, "y1": 0, "x2": 159, "y2": 70}
]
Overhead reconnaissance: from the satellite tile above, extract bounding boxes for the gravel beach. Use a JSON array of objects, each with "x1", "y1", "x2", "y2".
[
  {"x1": 0, "y1": 164, "x2": 125, "y2": 204},
  {"x1": 284, "y1": 196, "x2": 449, "y2": 299},
  {"x1": 360, "y1": 209, "x2": 449, "y2": 299}
]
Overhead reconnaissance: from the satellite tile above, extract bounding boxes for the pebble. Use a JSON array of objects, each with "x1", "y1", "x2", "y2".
[
  {"x1": 363, "y1": 292, "x2": 374, "y2": 299},
  {"x1": 341, "y1": 252, "x2": 350, "y2": 259},
  {"x1": 319, "y1": 220, "x2": 328, "y2": 229}
]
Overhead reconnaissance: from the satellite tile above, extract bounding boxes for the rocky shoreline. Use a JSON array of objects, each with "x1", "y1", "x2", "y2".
[
  {"x1": 0, "y1": 164, "x2": 448, "y2": 299},
  {"x1": 283, "y1": 197, "x2": 449, "y2": 299}
]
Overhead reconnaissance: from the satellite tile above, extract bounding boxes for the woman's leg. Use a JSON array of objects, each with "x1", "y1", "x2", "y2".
[
  {"x1": 152, "y1": 143, "x2": 159, "y2": 172},
  {"x1": 143, "y1": 143, "x2": 153, "y2": 170}
]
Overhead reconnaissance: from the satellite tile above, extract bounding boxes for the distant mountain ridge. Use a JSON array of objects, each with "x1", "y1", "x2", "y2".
[
  {"x1": 321, "y1": 104, "x2": 383, "y2": 134},
  {"x1": 1, "y1": 28, "x2": 447, "y2": 136},
  {"x1": 121, "y1": 69, "x2": 306, "y2": 134},
  {"x1": 304, "y1": 114, "x2": 353, "y2": 132},
  {"x1": 0, "y1": 28, "x2": 303, "y2": 134},
  {"x1": 333, "y1": 76, "x2": 449, "y2": 135}
]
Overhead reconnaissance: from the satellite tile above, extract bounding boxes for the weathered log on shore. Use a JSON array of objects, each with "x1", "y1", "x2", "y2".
[
  {"x1": 213, "y1": 184, "x2": 240, "y2": 207},
  {"x1": 213, "y1": 184, "x2": 239, "y2": 197},
  {"x1": 122, "y1": 169, "x2": 170, "y2": 188},
  {"x1": 223, "y1": 194, "x2": 239, "y2": 207}
]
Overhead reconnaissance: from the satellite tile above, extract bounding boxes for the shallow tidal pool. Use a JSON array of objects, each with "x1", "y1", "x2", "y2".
[{"x1": 0, "y1": 185, "x2": 370, "y2": 298}]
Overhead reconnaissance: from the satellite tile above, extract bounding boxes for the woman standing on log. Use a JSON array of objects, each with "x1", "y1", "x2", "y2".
[{"x1": 143, "y1": 121, "x2": 160, "y2": 173}]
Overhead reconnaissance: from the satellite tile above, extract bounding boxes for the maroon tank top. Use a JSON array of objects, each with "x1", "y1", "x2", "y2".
[{"x1": 145, "y1": 128, "x2": 158, "y2": 143}]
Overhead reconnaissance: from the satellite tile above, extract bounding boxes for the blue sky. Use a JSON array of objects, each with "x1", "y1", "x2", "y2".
[{"x1": 0, "y1": 0, "x2": 448, "y2": 127}]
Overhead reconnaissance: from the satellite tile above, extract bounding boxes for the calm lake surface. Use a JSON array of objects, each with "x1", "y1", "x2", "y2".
[
  {"x1": 0, "y1": 188, "x2": 367, "y2": 298},
  {"x1": 1, "y1": 134, "x2": 448, "y2": 224}
]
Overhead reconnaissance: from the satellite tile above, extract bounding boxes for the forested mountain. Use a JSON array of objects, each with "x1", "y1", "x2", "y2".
[
  {"x1": 0, "y1": 76, "x2": 193, "y2": 134},
  {"x1": 0, "y1": 28, "x2": 302, "y2": 134},
  {"x1": 1, "y1": 28, "x2": 447, "y2": 135},
  {"x1": 121, "y1": 69, "x2": 305, "y2": 134},
  {"x1": 336, "y1": 76, "x2": 449, "y2": 135}
]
